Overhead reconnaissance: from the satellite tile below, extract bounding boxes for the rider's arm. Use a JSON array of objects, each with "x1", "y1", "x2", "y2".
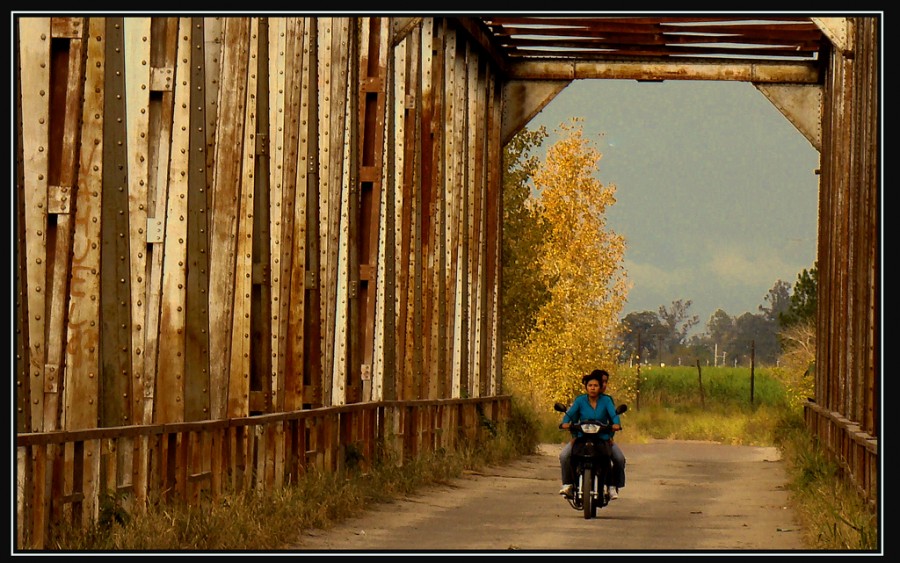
[
  {"x1": 560, "y1": 410, "x2": 574, "y2": 430},
  {"x1": 560, "y1": 397, "x2": 581, "y2": 430}
]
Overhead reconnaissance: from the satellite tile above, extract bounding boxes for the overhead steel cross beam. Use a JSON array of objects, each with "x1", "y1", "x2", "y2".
[
  {"x1": 503, "y1": 57, "x2": 822, "y2": 83},
  {"x1": 475, "y1": 15, "x2": 826, "y2": 84}
]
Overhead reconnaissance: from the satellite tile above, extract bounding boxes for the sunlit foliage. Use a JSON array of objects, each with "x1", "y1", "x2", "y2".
[
  {"x1": 501, "y1": 127, "x2": 551, "y2": 348},
  {"x1": 503, "y1": 119, "x2": 628, "y2": 412},
  {"x1": 771, "y1": 319, "x2": 816, "y2": 410}
]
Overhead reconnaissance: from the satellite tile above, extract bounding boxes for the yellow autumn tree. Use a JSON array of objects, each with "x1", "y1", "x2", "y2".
[{"x1": 504, "y1": 119, "x2": 629, "y2": 412}]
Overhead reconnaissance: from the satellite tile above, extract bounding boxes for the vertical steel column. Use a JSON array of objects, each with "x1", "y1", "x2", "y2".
[
  {"x1": 355, "y1": 18, "x2": 389, "y2": 402},
  {"x1": 250, "y1": 18, "x2": 273, "y2": 414},
  {"x1": 185, "y1": 17, "x2": 212, "y2": 421}
]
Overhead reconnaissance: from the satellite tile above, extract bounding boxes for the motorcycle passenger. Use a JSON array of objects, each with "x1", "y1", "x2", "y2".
[
  {"x1": 598, "y1": 370, "x2": 627, "y2": 499},
  {"x1": 558, "y1": 369, "x2": 623, "y2": 499}
]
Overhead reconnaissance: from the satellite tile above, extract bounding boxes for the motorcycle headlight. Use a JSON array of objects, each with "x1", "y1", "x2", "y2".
[{"x1": 580, "y1": 423, "x2": 601, "y2": 434}]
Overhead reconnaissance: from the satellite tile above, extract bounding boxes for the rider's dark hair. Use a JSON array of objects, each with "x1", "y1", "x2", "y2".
[{"x1": 581, "y1": 369, "x2": 609, "y2": 386}]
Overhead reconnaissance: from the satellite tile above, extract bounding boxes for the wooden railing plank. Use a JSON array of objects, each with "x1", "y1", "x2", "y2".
[{"x1": 16, "y1": 397, "x2": 509, "y2": 548}]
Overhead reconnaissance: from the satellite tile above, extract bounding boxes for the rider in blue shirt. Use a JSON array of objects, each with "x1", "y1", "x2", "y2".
[{"x1": 558, "y1": 369, "x2": 625, "y2": 498}]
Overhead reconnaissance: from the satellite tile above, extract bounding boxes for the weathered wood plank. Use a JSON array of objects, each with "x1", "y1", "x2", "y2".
[
  {"x1": 485, "y1": 71, "x2": 503, "y2": 394},
  {"x1": 101, "y1": 438, "x2": 117, "y2": 494},
  {"x1": 31, "y1": 445, "x2": 48, "y2": 548},
  {"x1": 16, "y1": 447, "x2": 28, "y2": 548},
  {"x1": 445, "y1": 27, "x2": 462, "y2": 398},
  {"x1": 322, "y1": 18, "x2": 351, "y2": 406},
  {"x1": 156, "y1": 18, "x2": 193, "y2": 424},
  {"x1": 143, "y1": 17, "x2": 179, "y2": 425},
  {"x1": 124, "y1": 17, "x2": 152, "y2": 426},
  {"x1": 464, "y1": 48, "x2": 479, "y2": 398},
  {"x1": 186, "y1": 431, "x2": 200, "y2": 504},
  {"x1": 281, "y1": 17, "x2": 303, "y2": 410},
  {"x1": 334, "y1": 17, "x2": 353, "y2": 406},
  {"x1": 301, "y1": 19, "x2": 323, "y2": 408},
  {"x1": 15, "y1": 87, "x2": 31, "y2": 435},
  {"x1": 210, "y1": 426, "x2": 223, "y2": 501},
  {"x1": 63, "y1": 17, "x2": 105, "y2": 432},
  {"x1": 396, "y1": 32, "x2": 415, "y2": 401},
  {"x1": 123, "y1": 17, "x2": 155, "y2": 512},
  {"x1": 81, "y1": 439, "x2": 101, "y2": 531},
  {"x1": 418, "y1": 20, "x2": 438, "y2": 400},
  {"x1": 272, "y1": 422, "x2": 285, "y2": 489},
  {"x1": 227, "y1": 17, "x2": 260, "y2": 418},
  {"x1": 209, "y1": 17, "x2": 250, "y2": 419},
  {"x1": 428, "y1": 20, "x2": 446, "y2": 401},
  {"x1": 44, "y1": 18, "x2": 86, "y2": 433},
  {"x1": 174, "y1": 432, "x2": 187, "y2": 500},
  {"x1": 355, "y1": 16, "x2": 391, "y2": 404},
  {"x1": 470, "y1": 55, "x2": 487, "y2": 397},
  {"x1": 320, "y1": 18, "x2": 346, "y2": 405},
  {"x1": 268, "y1": 17, "x2": 288, "y2": 412},
  {"x1": 346, "y1": 17, "x2": 362, "y2": 406},
  {"x1": 204, "y1": 17, "x2": 224, "y2": 177},
  {"x1": 406, "y1": 28, "x2": 424, "y2": 404},
  {"x1": 18, "y1": 17, "x2": 51, "y2": 433},
  {"x1": 282, "y1": 17, "x2": 310, "y2": 412},
  {"x1": 379, "y1": 28, "x2": 410, "y2": 402},
  {"x1": 250, "y1": 18, "x2": 274, "y2": 414}
]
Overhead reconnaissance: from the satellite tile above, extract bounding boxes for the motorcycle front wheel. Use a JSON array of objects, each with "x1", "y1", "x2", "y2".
[{"x1": 582, "y1": 466, "x2": 594, "y2": 519}]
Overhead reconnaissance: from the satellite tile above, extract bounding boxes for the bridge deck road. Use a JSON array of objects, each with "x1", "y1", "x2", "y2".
[{"x1": 289, "y1": 439, "x2": 807, "y2": 553}]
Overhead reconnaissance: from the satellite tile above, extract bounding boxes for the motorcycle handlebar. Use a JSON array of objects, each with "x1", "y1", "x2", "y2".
[
  {"x1": 556, "y1": 403, "x2": 627, "y2": 433},
  {"x1": 554, "y1": 402, "x2": 628, "y2": 415}
]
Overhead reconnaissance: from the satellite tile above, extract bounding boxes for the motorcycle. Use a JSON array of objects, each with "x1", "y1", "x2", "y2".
[{"x1": 554, "y1": 401, "x2": 627, "y2": 519}]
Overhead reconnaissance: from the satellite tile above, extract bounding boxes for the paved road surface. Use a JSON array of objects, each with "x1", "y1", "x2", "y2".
[{"x1": 288, "y1": 439, "x2": 808, "y2": 554}]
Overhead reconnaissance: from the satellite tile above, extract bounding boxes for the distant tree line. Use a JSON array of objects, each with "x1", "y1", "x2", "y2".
[{"x1": 618, "y1": 265, "x2": 817, "y2": 367}]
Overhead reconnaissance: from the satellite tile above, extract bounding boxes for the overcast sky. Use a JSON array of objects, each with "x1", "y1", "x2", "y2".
[{"x1": 527, "y1": 79, "x2": 820, "y2": 334}]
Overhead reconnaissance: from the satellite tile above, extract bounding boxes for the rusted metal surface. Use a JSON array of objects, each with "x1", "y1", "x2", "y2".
[
  {"x1": 185, "y1": 17, "x2": 213, "y2": 422},
  {"x1": 157, "y1": 17, "x2": 193, "y2": 424},
  {"x1": 13, "y1": 13, "x2": 878, "y2": 543},
  {"x1": 63, "y1": 17, "x2": 106, "y2": 433},
  {"x1": 142, "y1": 17, "x2": 178, "y2": 426},
  {"x1": 301, "y1": 21, "x2": 323, "y2": 409},
  {"x1": 278, "y1": 18, "x2": 315, "y2": 412},
  {"x1": 268, "y1": 17, "x2": 290, "y2": 414},
  {"x1": 207, "y1": 17, "x2": 249, "y2": 420},
  {"x1": 807, "y1": 16, "x2": 879, "y2": 512},
  {"x1": 9, "y1": 12, "x2": 843, "y2": 423},
  {"x1": 754, "y1": 83, "x2": 823, "y2": 151},
  {"x1": 44, "y1": 19, "x2": 86, "y2": 436},
  {"x1": 227, "y1": 16, "x2": 260, "y2": 419},
  {"x1": 355, "y1": 18, "x2": 390, "y2": 403},
  {"x1": 805, "y1": 403, "x2": 878, "y2": 508},
  {"x1": 100, "y1": 17, "x2": 134, "y2": 428},
  {"x1": 123, "y1": 17, "x2": 151, "y2": 428},
  {"x1": 18, "y1": 17, "x2": 51, "y2": 434},
  {"x1": 250, "y1": 18, "x2": 273, "y2": 415},
  {"x1": 482, "y1": 16, "x2": 825, "y2": 62}
]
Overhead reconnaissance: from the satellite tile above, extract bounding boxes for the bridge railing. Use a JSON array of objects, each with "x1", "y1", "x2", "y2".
[
  {"x1": 16, "y1": 395, "x2": 511, "y2": 550},
  {"x1": 804, "y1": 401, "x2": 878, "y2": 512}
]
